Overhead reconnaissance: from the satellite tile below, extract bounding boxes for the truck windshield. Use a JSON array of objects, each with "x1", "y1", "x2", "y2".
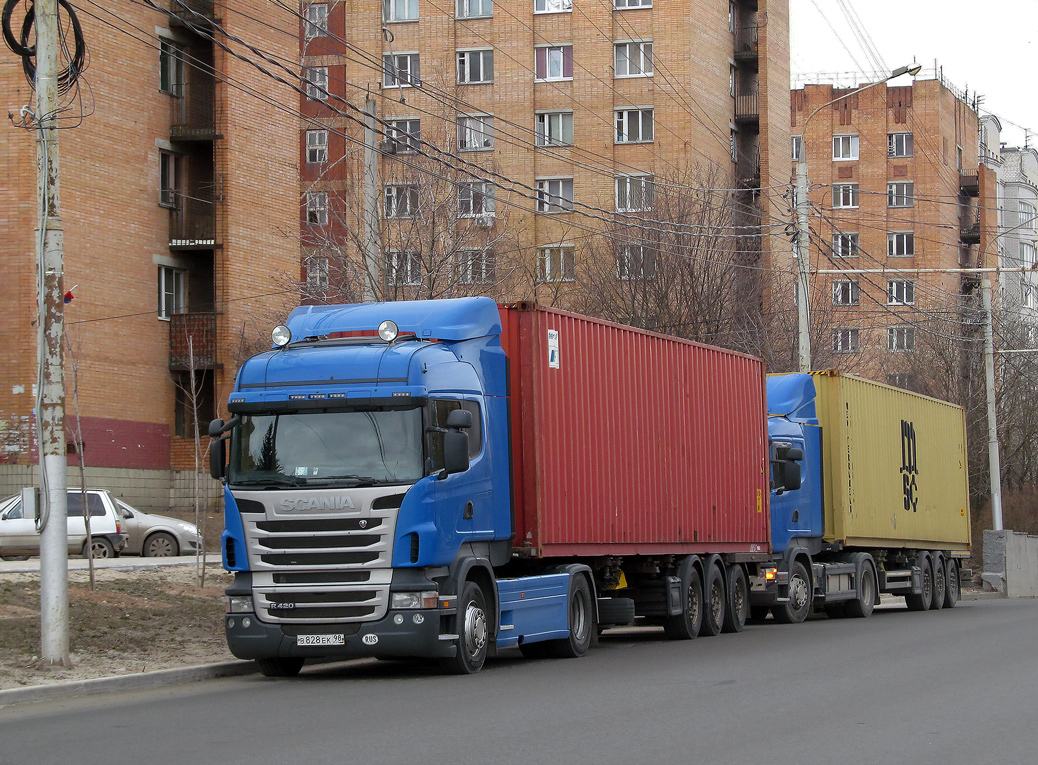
[{"x1": 230, "y1": 409, "x2": 423, "y2": 487}]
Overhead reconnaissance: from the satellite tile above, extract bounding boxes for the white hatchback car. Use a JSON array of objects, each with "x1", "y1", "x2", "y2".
[{"x1": 0, "y1": 489, "x2": 127, "y2": 559}]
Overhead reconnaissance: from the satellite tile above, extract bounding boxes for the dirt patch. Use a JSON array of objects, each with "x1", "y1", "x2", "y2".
[{"x1": 0, "y1": 563, "x2": 236, "y2": 691}]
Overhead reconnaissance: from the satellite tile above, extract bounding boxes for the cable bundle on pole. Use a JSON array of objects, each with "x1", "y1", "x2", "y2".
[{"x1": 2, "y1": 0, "x2": 86, "y2": 93}]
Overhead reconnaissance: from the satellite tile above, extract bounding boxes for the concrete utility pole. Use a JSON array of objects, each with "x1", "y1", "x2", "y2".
[
  {"x1": 35, "y1": 0, "x2": 71, "y2": 665},
  {"x1": 981, "y1": 278, "x2": 1003, "y2": 531},
  {"x1": 794, "y1": 64, "x2": 921, "y2": 372},
  {"x1": 362, "y1": 98, "x2": 379, "y2": 302}
]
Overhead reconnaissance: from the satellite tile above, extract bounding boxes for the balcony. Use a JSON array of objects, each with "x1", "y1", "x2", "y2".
[
  {"x1": 734, "y1": 26, "x2": 759, "y2": 66},
  {"x1": 170, "y1": 0, "x2": 218, "y2": 24},
  {"x1": 960, "y1": 210, "x2": 981, "y2": 245},
  {"x1": 169, "y1": 195, "x2": 216, "y2": 249},
  {"x1": 959, "y1": 171, "x2": 980, "y2": 198},
  {"x1": 169, "y1": 312, "x2": 218, "y2": 370},
  {"x1": 171, "y1": 79, "x2": 218, "y2": 141},
  {"x1": 734, "y1": 91, "x2": 759, "y2": 124}
]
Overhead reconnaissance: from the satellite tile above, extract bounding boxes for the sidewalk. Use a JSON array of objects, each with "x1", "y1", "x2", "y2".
[{"x1": 0, "y1": 554, "x2": 211, "y2": 575}]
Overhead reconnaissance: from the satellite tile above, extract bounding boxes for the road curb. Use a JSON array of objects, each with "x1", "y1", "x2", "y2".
[{"x1": 0, "y1": 660, "x2": 257, "y2": 708}]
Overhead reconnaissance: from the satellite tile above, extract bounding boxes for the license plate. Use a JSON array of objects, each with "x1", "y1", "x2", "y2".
[{"x1": 296, "y1": 634, "x2": 345, "y2": 646}]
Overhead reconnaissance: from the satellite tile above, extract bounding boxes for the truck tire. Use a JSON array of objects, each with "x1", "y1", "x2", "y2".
[
  {"x1": 772, "y1": 561, "x2": 811, "y2": 624},
  {"x1": 663, "y1": 567, "x2": 703, "y2": 640},
  {"x1": 943, "y1": 559, "x2": 960, "y2": 608},
  {"x1": 844, "y1": 559, "x2": 876, "y2": 619},
  {"x1": 547, "y1": 576, "x2": 594, "y2": 658},
  {"x1": 257, "y1": 657, "x2": 304, "y2": 677},
  {"x1": 596, "y1": 597, "x2": 636, "y2": 628},
  {"x1": 721, "y1": 564, "x2": 748, "y2": 633},
  {"x1": 701, "y1": 562, "x2": 726, "y2": 636},
  {"x1": 443, "y1": 580, "x2": 489, "y2": 674},
  {"x1": 929, "y1": 552, "x2": 946, "y2": 610},
  {"x1": 905, "y1": 554, "x2": 933, "y2": 611}
]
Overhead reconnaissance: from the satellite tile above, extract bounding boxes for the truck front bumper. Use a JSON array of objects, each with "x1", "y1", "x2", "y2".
[
  {"x1": 748, "y1": 568, "x2": 789, "y2": 607},
  {"x1": 225, "y1": 604, "x2": 458, "y2": 661}
]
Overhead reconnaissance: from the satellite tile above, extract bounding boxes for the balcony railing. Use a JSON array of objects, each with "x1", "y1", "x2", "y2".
[
  {"x1": 169, "y1": 312, "x2": 218, "y2": 370},
  {"x1": 171, "y1": 0, "x2": 216, "y2": 22},
  {"x1": 169, "y1": 195, "x2": 216, "y2": 248},
  {"x1": 734, "y1": 91, "x2": 759, "y2": 123},
  {"x1": 959, "y1": 171, "x2": 980, "y2": 198},
  {"x1": 171, "y1": 80, "x2": 217, "y2": 140},
  {"x1": 960, "y1": 210, "x2": 981, "y2": 245},
  {"x1": 734, "y1": 26, "x2": 759, "y2": 62}
]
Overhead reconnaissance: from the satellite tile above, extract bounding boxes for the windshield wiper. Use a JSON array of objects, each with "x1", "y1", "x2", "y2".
[
  {"x1": 231, "y1": 476, "x2": 308, "y2": 487},
  {"x1": 315, "y1": 474, "x2": 383, "y2": 486}
]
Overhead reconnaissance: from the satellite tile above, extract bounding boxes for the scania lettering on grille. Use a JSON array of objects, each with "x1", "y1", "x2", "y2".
[{"x1": 279, "y1": 496, "x2": 356, "y2": 512}]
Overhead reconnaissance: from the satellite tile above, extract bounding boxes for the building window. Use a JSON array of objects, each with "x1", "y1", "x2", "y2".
[
  {"x1": 458, "y1": 115, "x2": 494, "y2": 150},
  {"x1": 384, "y1": 0, "x2": 418, "y2": 22},
  {"x1": 888, "y1": 132, "x2": 913, "y2": 158},
  {"x1": 159, "y1": 40, "x2": 183, "y2": 95},
  {"x1": 616, "y1": 245, "x2": 656, "y2": 280},
  {"x1": 1022, "y1": 242, "x2": 1037, "y2": 268},
  {"x1": 730, "y1": 130, "x2": 738, "y2": 163},
  {"x1": 888, "y1": 325, "x2": 915, "y2": 352},
  {"x1": 615, "y1": 0, "x2": 651, "y2": 8},
  {"x1": 458, "y1": 250, "x2": 495, "y2": 284},
  {"x1": 535, "y1": 111, "x2": 573, "y2": 146},
  {"x1": 536, "y1": 178, "x2": 574, "y2": 213},
  {"x1": 1019, "y1": 202, "x2": 1036, "y2": 228},
  {"x1": 833, "y1": 183, "x2": 859, "y2": 209},
  {"x1": 159, "y1": 151, "x2": 177, "y2": 207},
  {"x1": 888, "y1": 279, "x2": 915, "y2": 305},
  {"x1": 535, "y1": 45, "x2": 572, "y2": 81},
  {"x1": 1023, "y1": 283, "x2": 1036, "y2": 309},
  {"x1": 386, "y1": 118, "x2": 420, "y2": 153},
  {"x1": 832, "y1": 134, "x2": 859, "y2": 161},
  {"x1": 888, "y1": 181, "x2": 914, "y2": 208},
  {"x1": 305, "y1": 66, "x2": 329, "y2": 100},
  {"x1": 458, "y1": 181, "x2": 495, "y2": 217},
  {"x1": 614, "y1": 41, "x2": 653, "y2": 77},
  {"x1": 792, "y1": 135, "x2": 802, "y2": 161},
  {"x1": 832, "y1": 232, "x2": 859, "y2": 258},
  {"x1": 457, "y1": 49, "x2": 493, "y2": 84},
  {"x1": 387, "y1": 251, "x2": 421, "y2": 285},
  {"x1": 729, "y1": 1, "x2": 736, "y2": 31},
  {"x1": 158, "y1": 266, "x2": 185, "y2": 320},
  {"x1": 306, "y1": 255, "x2": 329, "y2": 290},
  {"x1": 384, "y1": 184, "x2": 419, "y2": 218},
  {"x1": 616, "y1": 174, "x2": 654, "y2": 212},
  {"x1": 832, "y1": 280, "x2": 860, "y2": 306},
  {"x1": 383, "y1": 53, "x2": 420, "y2": 87},
  {"x1": 535, "y1": 0, "x2": 571, "y2": 13},
  {"x1": 457, "y1": 0, "x2": 492, "y2": 17},
  {"x1": 537, "y1": 246, "x2": 575, "y2": 282},
  {"x1": 304, "y1": 3, "x2": 328, "y2": 38},
  {"x1": 615, "y1": 107, "x2": 653, "y2": 143},
  {"x1": 888, "y1": 232, "x2": 915, "y2": 257},
  {"x1": 306, "y1": 191, "x2": 329, "y2": 226},
  {"x1": 729, "y1": 64, "x2": 736, "y2": 97},
  {"x1": 306, "y1": 129, "x2": 328, "y2": 164},
  {"x1": 833, "y1": 328, "x2": 860, "y2": 354}
]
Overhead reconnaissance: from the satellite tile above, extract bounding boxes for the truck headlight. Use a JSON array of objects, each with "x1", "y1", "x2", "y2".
[
  {"x1": 224, "y1": 595, "x2": 254, "y2": 614},
  {"x1": 391, "y1": 590, "x2": 438, "y2": 609}
]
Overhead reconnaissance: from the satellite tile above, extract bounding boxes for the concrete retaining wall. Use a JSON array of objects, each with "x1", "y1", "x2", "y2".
[{"x1": 982, "y1": 529, "x2": 1038, "y2": 597}]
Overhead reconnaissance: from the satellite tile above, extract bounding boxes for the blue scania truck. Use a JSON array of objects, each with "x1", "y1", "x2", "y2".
[{"x1": 209, "y1": 298, "x2": 971, "y2": 677}]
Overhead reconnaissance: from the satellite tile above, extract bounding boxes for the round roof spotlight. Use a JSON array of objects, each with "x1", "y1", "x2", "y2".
[
  {"x1": 378, "y1": 320, "x2": 400, "y2": 342},
  {"x1": 271, "y1": 325, "x2": 292, "y2": 348}
]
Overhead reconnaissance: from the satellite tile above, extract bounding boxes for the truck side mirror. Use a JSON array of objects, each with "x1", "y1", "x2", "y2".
[
  {"x1": 442, "y1": 409, "x2": 473, "y2": 477},
  {"x1": 785, "y1": 447, "x2": 804, "y2": 461},
  {"x1": 208, "y1": 418, "x2": 225, "y2": 438},
  {"x1": 783, "y1": 461, "x2": 802, "y2": 491},
  {"x1": 209, "y1": 418, "x2": 226, "y2": 480}
]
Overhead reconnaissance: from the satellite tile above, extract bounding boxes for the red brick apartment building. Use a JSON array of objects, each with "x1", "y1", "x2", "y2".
[
  {"x1": 790, "y1": 75, "x2": 995, "y2": 383},
  {"x1": 297, "y1": 0, "x2": 790, "y2": 331},
  {"x1": 0, "y1": 1, "x2": 299, "y2": 510}
]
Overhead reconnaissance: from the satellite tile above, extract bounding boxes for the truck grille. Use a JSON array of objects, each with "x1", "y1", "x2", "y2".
[{"x1": 234, "y1": 489, "x2": 404, "y2": 624}]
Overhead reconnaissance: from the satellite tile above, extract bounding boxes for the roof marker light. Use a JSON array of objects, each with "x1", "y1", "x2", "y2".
[
  {"x1": 378, "y1": 320, "x2": 400, "y2": 342},
  {"x1": 272, "y1": 325, "x2": 292, "y2": 348}
]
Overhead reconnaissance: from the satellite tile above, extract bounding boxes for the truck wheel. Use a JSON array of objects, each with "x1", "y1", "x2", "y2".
[
  {"x1": 596, "y1": 597, "x2": 636, "y2": 628},
  {"x1": 443, "y1": 580, "x2": 489, "y2": 674},
  {"x1": 905, "y1": 555, "x2": 933, "y2": 611},
  {"x1": 944, "y1": 559, "x2": 960, "y2": 608},
  {"x1": 547, "y1": 576, "x2": 594, "y2": 658},
  {"x1": 929, "y1": 553, "x2": 946, "y2": 610},
  {"x1": 844, "y1": 560, "x2": 876, "y2": 618},
  {"x1": 663, "y1": 567, "x2": 703, "y2": 640},
  {"x1": 701, "y1": 563, "x2": 726, "y2": 636},
  {"x1": 772, "y1": 561, "x2": 811, "y2": 624},
  {"x1": 257, "y1": 657, "x2": 304, "y2": 677},
  {"x1": 722, "y1": 564, "x2": 748, "y2": 633},
  {"x1": 83, "y1": 538, "x2": 115, "y2": 559}
]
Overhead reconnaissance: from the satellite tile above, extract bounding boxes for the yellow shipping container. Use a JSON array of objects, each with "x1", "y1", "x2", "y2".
[{"x1": 811, "y1": 371, "x2": 971, "y2": 551}]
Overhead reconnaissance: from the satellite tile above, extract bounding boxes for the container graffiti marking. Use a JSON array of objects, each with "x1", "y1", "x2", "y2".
[{"x1": 901, "y1": 420, "x2": 918, "y2": 512}]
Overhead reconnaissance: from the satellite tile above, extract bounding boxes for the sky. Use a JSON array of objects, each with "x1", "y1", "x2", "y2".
[{"x1": 789, "y1": 0, "x2": 1038, "y2": 148}]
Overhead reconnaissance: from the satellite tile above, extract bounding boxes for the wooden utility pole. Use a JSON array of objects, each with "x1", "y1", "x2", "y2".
[{"x1": 35, "y1": 0, "x2": 71, "y2": 666}]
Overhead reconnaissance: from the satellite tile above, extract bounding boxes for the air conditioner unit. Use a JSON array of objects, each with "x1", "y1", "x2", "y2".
[{"x1": 474, "y1": 215, "x2": 494, "y2": 228}]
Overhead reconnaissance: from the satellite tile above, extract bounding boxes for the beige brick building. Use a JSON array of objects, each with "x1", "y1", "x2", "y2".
[
  {"x1": 299, "y1": 0, "x2": 790, "y2": 335},
  {"x1": 0, "y1": 1, "x2": 299, "y2": 510},
  {"x1": 790, "y1": 75, "x2": 993, "y2": 382}
]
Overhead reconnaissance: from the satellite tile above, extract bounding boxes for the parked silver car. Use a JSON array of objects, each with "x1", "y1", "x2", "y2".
[
  {"x1": 113, "y1": 498, "x2": 200, "y2": 557},
  {"x1": 0, "y1": 489, "x2": 127, "y2": 559}
]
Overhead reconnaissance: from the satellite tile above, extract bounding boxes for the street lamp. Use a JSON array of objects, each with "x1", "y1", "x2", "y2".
[{"x1": 794, "y1": 64, "x2": 923, "y2": 372}]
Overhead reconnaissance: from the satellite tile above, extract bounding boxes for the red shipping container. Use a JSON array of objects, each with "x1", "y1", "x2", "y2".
[{"x1": 500, "y1": 303, "x2": 770, "y2": 558}]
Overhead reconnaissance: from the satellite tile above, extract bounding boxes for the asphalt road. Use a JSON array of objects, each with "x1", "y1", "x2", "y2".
[{"x1": 1, "y1": 597, "x2": 1035, "y2": 765}]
